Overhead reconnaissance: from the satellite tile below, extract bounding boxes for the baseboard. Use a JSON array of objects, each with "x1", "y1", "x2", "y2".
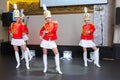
[
  {"x1": 1, "y1": 41, "x2": 115, "y2": 59},
  {"x1": 28, "y1": 45, "x2": 114, "y2": 60}
]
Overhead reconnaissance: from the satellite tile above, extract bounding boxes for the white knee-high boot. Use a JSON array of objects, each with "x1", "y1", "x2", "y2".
[
  {"x1": 26, "y1": 47, "x2": 32, "y2": 61},
  {"x1": 90, "y1": 52, "x2": 94, "y2": 61},
  {"x1": 88, "y1": 52, "x2": 94, "y2": 62},
  {"x1": 15, "y1": 51, "x2": 20, "y2": 68},
  {"x1": 21, "y1": 50, "x2": 25, "y2": 60},
  {"x1": 55, "y1": 54, "x2": 62, "y2": 74},
  {"x1": 24, "y1": 51, "x2": 30, "y2": 69},
  {"x1": 43, "y1": 54, "x2": 47, "y2": 72},
  {"x1": 94, "y1": 48, "x2": 101, "y2": 67},
  {"x1": 83, "y1": 51, "x2": 88, "y2": 67}
]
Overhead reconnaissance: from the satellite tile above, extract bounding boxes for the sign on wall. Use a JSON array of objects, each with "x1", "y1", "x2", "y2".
[{"x1": 40, "y1": 0, "x2": 108, "y2": 7}]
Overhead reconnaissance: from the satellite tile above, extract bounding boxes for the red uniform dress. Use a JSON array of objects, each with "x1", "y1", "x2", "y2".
[
  {"x1": 21, "y1": 23, "x2": 29, "y2": 41},
  {"x1": 8, "y1": 22, "x2": 26, "y2": 46},
  {"x1": 22, "y1": 23, "x2": 29, "y2": 34},
  {"x1": 39, "y1": 21, "x2": 58, "y2": 49},
  {"x1": 79, "y1": 23, "x2": 96, "y2": 47}
]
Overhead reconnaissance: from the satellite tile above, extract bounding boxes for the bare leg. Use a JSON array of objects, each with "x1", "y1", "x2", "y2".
[{"x1": 92, "y1": 46, "x2": 98, "y2": 51}]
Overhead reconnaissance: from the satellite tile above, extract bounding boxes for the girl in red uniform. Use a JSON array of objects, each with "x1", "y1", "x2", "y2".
[
  {"x1": 8, "y1": 4, "x2": 30, "y2": 69},
  {"x1": 20, "y1": 9, "x2": 32, "y2": 61},
  {"x1": 39, "y1": 4, "x2": 62, "y2": 74},
  {"x1": 79, "y1": 7, "x2": 101, "y2": 67}
]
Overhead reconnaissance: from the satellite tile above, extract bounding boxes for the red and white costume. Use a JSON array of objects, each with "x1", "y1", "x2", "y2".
[
  {"x1": 8, "y1": 4, "x2": 30, "y2": 70},
  {"x1": 39, "y1": 21, "x2": 58, "y2": 49},
  {"x1": 22, "y1": 23, "x2": 29, "y2": 41},
  {"x1": 8, "y1": 22, "x2": 26, "y2": 46},
  {"x1": 41, "y1": 4, "x2": 62, "y2": 74},
  {"x1": 79, "y1": 7, "x2": 100, "y2": 68},
  {"x1": 79, "y1": 23, "x2": 96, "y2": 47}
]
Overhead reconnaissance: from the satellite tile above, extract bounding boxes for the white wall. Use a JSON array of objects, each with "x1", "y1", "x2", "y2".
[
  {"x1": 113, "y1": 0, "x2": 120, "y2": 43},
  {"x1": 0, "y1": 0, "x2": 9, "y2": 42},
  {"x1": 0, "y1": 0, "x2": 116, "y2": 46},
  {"x1": 94, "y1": 0, "x2": 115, "y2": 46},
  {"x1": 26, "y1": 14, "x2": 94, "y2": 45},
  {"x1": 25, "y1": 0, "x2": 115, "y2": 46}
]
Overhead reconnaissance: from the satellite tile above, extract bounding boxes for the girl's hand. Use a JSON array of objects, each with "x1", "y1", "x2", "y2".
[{"x1": 39, "y1": 36, "x2": 43, "y2": 44}]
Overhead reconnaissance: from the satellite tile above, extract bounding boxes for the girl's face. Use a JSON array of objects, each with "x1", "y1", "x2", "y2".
[
  {"x1": 45, "y1": 17, "x2": 52, "y2": 23},
  {"x1": 16, "y1": 17, "x2": 21, "y2": 22},
  {"x1": 84, "y1": 20, "x2": 90, "y2": 24}
]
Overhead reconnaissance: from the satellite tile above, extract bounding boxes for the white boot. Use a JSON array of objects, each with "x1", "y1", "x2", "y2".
[
  {"x1": 26, "y1": 47, "x2": 32, "y2": 61},
  {"x1": 43, "y1": 54, "x2": 47, "y2": 73},
  {"x1": 88, "y1": 52, "x2": 94, "y2": 62},
  {"x1": 15, "y1": 51, "x2": 20, "y2": 68},
  {"x1": 21, "y1": 50, "x2": 25, "y2": 60},
  {"x1": 55, "y1": 54, "x2": 63, "y2": 74},
  {"x1": 83, "y1": 51, "x2": 88, "y2": 67},
  {"x1": 24, "y1": 51, "x2": 30, "y2": 69},
  {"x1": 94, "y1": 48, "x2": 101, "y2": 67}
]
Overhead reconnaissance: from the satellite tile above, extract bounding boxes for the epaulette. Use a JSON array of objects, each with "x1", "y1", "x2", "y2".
[
  {"x1": 42, "y1": 24, "x2": 45, "y2": 27},
  {"x1": 91, "y1": 24, "x2": 94, "y2": 26},
  {"x1": 11, "y1": 22, "x2": 14, "y2": 27},
  {"x1": 11, "y1": 23, "x2": 14, "y2": 25},
  {"x1": 53, "y1": 21, "x2": 58, "y2": 23},
  {"x1": 21, "y1": 22, "x2": 25, "y2": 26}
]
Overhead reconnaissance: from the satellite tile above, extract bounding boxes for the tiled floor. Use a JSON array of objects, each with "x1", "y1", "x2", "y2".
[{"x1": 0, "y1": 51, "x2": 120, "y2": 80}]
